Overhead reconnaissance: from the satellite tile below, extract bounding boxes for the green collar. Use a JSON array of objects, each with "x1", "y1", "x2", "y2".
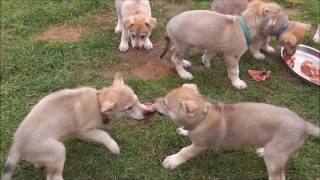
[{"x1": 239, "y1": 16, "x2": 251, "y2": 46}]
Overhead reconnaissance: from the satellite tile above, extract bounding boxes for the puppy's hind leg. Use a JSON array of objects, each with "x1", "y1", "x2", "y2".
[
  {"x1": 224, "y1": 55, "x2": 247, "y2": 89},
  {"x1": 201, "y1": 50, "x2": 217, "y2": 69},
  {"x1": 77, "y1": 129, "x2": 120, "y2": 154},
  {"x1": 171, "y1": 50, "x2": 193, "y2": 80},
  {"x1": 263, "y1": 145, "x2": 289, "y2": 180},
  {"x1": 36, "y1": 140, "x2": 65, "y2": 180}
]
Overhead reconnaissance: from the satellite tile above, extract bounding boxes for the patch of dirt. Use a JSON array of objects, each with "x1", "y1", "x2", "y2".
[
  {"x1": 34, "y1": 25, "x2": 82, "y2": 42},
  {"x1": 118, "y1": 42, "x2": 172, "y2": 80}
]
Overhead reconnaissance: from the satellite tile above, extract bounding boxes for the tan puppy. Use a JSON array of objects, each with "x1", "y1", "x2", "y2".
[
  {"x1": 153, "y1": 84, "x2": 319, "y2": 180},
  {"x1": 116, "y1": 0, "x2": 157, "y2": 52},
  {"x1": 212, "y1": 0, "x2": 311, "y2": 57},
  {"x1": 160, "y1": 1, "x2": 281, "y2": 89},
  {"x1": 1, "y1": 73, "x2": 153, "y2": 180}
]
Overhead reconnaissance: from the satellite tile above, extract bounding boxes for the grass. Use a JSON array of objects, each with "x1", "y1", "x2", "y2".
[{"x1": 1, "y1": 0, "x2": 319, "y2": 179}]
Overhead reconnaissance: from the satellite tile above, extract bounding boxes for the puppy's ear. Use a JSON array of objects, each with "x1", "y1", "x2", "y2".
[
  {"x1": 113, "y1": 72, "x2": 124, "y2": 85},
  {"x1": 123, "y1": 16, "x2": 134, "y2": 29},
  {"x1": 262, "y1": 4, "x2": 280, "y2": 16},
  {"x1": 182, "y1": 84, "x2": 199, "y2": 94},
  {"x1": 145, "y1": 17, "x2": 157, "y2": 29},
  {"x1": 181, "y1": 100, "x2": 199, "y2": 114},
  {"x1": 100, "y1": 101, "x2": 115, "y2": 113}
]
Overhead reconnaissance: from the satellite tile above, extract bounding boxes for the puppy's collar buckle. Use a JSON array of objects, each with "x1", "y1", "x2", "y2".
[{"x1": 239, "y1": 16, "x2": 252, "y2": 46}]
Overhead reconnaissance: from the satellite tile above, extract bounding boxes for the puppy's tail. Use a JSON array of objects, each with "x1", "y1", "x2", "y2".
[
  {"x1": 160, "y1": 36, "x2": 170, "y2": 59},
  {"x1": 1, "y1": 146, "x2": 20, "y2": 180},
  {"x1": 306, "y1": 122, "x2": 320, "y2": 137}
]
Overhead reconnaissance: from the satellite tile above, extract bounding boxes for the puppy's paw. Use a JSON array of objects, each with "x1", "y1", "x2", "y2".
[
  {"x1": 177, "y1": 127, "x2": 189, "y2": 137},
  {"x1": 201, "y1": 56, "x2": 211, "y2": 69},
  {"x1": 232, "y1": 79, "x2": 247, "y2": 89},
  {"x1": 119, "y1": 42, "x2": 129, "y2": 52},
  {"x1": 264, "y1": 46, "x2": 275, "y2": 54},
  {"x1": 115, "y1": 25, "x2": 122, "y2": 34},
  {"x1": 182, "y1": 60, "x2": 192, "y2": 68},
  {"x1": 256, "y1": 148, "x2": 264, "y2": 157},
  {"x1": 162, "y1": 154, "x2": 185, "y2": 169},
  {"x1": 178, "y1": 71, "x2": 193, "y2": 80},
  {"x1": 144, "y1": 40, "x2": 153, "y2": 50},
  {"x1": 107, "y1": 140, "x2": 120, "y2": 155},
  {"x1": 253, "y1": 52, "x2": 266, "y2": 60}
]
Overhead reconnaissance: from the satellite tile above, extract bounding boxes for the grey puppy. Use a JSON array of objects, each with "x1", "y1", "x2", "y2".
[
  {"x1": 153, "y1": 83, "x2": 319, "y2": 180},
  {"x1": 160, "y1": 1, "x2": 281, "y2": 89}
]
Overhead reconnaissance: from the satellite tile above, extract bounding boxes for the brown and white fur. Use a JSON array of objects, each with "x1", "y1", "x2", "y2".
[
  {"x1": 153, "y1": 84, "x2": 319, "y2": 180},
  {"x1": 160, "y1": 1, "x2": 281, "y2": 89},
  {"x1": 115, "y1": 0, "x2": 157, "y2": 52},
  {"x1": 212, "y1": 0, "x2": 311, "y2": 57},
  {"x1": 1, "y1": 73, "x2": 153, "y2": 180}
]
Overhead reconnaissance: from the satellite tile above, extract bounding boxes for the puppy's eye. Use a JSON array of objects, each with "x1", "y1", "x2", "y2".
[
  {"x1": 126, "y1": 106, "x2": 133, "y2": 111},
  {"x1": 141, "y1": 35, "x2": 146, "y2": 39},
  {"x1": 131, "y1": 34, "x2": 136, "y2": 38}
]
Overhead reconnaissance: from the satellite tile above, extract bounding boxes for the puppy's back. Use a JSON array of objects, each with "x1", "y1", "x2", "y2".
[{"x1": 14, "y1": 87, "x2": 97, "y2": 143}]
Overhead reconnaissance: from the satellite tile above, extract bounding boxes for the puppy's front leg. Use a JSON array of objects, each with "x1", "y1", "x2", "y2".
[
  {"x1": 143, "y1": 37, "x2": 153, "y2": 50},
  {"x1": 262, "y1": 36, "x2": 275, "y2": 54},
  {"x1": 177, "y1": 127, "x2": 189, "y2": 137},
  {"x1": 119, "y1": 30, "x2": 130, "y2": 52},
  {"x1": 115, "y1": 14, "x2": 122, "y2": 34},
  {"x1": 78, "y1": 129, "x2": 120, "y2": 154},
  {"x1": 224, "y1": 55, "x2": 247, "y2": 89},
  {"x1": 162, "y1": 144, "x2": 206, "y2": 169}
]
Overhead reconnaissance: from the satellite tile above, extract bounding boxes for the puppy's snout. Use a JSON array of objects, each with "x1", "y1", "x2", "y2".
[{"x1": 134, "y1": 46, "x2": 140, "y2": 49}]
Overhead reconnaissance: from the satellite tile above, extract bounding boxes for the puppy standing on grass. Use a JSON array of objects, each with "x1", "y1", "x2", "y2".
[
  {"x1": 153, "y1": 84, "x2": 319, "y2": 180},
  {"x1": 160, "y1": 1, "x2": 281, "y2": 89},
  {"x1": 115, "y1": 0, "x2": 157, "y2": 52},
  {"x1": 1, "y1": 73, "x2": 153, "y2": 180},
  {"x1": 212, "y1": 0, "x2": 311, "y2": 57}
]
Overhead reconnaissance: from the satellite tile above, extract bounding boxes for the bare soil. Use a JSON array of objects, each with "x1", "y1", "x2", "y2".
[
  {"x1": 110, "y1": 43, "x2": 174, "y2": 80},
  {"x1": 34, "y1": 25, "x2": 82, "y2": 42}
]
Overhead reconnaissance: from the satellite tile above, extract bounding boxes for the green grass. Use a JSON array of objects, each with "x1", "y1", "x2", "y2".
[{"x1": 1, "y1": 0, "x2": 319, "y2": 179}]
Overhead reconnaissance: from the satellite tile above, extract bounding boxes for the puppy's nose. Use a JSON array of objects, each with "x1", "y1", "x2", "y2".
[{"x1": 134, "y1": 46, "x2": 139, "y2": 49}]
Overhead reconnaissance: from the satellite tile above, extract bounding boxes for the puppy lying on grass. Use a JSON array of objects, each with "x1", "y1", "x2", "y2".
[
  {"x1": 1, "y1": 73, "x2": 154, "y2": 180},
  {"x1": 161, "y1": 1, "x2": 281, "y2": 89},
  {"x1": 153, "y1": 84, "x2": 319, "y2": 180},
  {"x1": 212, "y1": 0, "x2": 311, "y2": 58}
]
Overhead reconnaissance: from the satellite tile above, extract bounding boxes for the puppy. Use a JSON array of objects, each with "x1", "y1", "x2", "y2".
[
  {"x1": 115, "y1": 0, "x2": 157, "y2": 52},
  {"x1": 1, "y1": 73, "x2": 153, "y2": 180},
  {"x1": 153, "y1": 84, "x2": 319, "y2": 180},
  {"x1": 212, "y1": 0, "x2": 311, "y2": 58},
  {"x1": 160, "y1": 1, "x2": 281, "y2": 89}
]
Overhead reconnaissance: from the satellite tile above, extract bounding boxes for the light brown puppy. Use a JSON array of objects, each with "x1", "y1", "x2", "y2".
[
  {"x1": 116, "y1": 0, "x2": 157, "y2": 52},
  {"x1": 160, "y1": 1, "x2": 281, "y2": 89},
  {"x1": 1, "y1": 73, "x2": 153, "y2": 180},
  {"x1": 153, "y1": 84, "x2": 319, "y2": 180},
  {"x1": 212, "y1": 0, "x2": 311, "y2": 57}
]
